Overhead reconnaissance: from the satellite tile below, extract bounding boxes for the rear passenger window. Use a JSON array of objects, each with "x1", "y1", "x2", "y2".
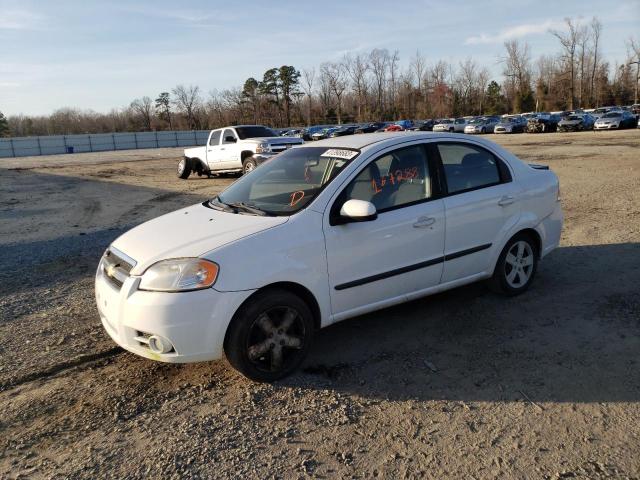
[
  {"x1": 437, "y1": 143, "x2": 501, "y2": 193},
  {"x1": 343, "y1": 145, "x2": 431, "y2": 212},
  {"x1": 209, "y1": 130, "x2": 221, "y2": 146}
]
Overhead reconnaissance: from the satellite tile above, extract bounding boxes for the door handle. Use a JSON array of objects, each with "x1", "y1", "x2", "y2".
[
  {"x1": 498, "y1": 195, "x2": 515, "y2": 206},
  {"x1": 413, "y1": 216, "x2": 436, "y2": 228}
]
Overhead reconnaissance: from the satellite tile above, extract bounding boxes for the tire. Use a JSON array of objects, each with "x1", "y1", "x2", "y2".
[
  {"x1": 177, "y1": 158, "x2": 191, "y2": 179},
  {"x1": 449, "y1": 128, "x2": 454, "y2": 133},
  {"x1": 242, "y1": 157, "x2": 258, "y2": 175},
  {"x1": 224, "y1": 289, "x2": 315, "y2": 382},
  {"x1": 480, "y1": 127, "x2": 486, "y2": 134},
  {"x1": 488, "y1": 233, "x2": 539, "y2": 296}
]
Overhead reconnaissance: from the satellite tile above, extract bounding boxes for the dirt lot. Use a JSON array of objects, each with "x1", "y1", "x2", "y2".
[{"x1": 1, "y1": 130, "x2": 639, "y2": 479}]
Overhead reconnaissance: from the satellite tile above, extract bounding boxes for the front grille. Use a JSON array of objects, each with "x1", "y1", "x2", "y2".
[
  {"x1": 270, "y1": 143, "x2": 298, "y2": 152},
  {"x1": 101, "y1": 248, "x2": 135, "y2": 289}
]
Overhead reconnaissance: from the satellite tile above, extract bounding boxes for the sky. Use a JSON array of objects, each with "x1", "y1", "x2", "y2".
[{"x1": 1, "y1": 0, "x2": 639, "y2": 116}]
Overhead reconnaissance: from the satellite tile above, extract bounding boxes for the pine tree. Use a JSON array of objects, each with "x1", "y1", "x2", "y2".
[{"x1": 0, "y1": 111, "x2": 9, "y2": 137}]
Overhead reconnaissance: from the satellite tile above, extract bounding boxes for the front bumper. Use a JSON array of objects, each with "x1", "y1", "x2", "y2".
[
  {"x1": 558, "y1": 124, "x2": 585, "y2": 132},
  {"x1": 95, "y1": 267, "x2": 253, "y2": 363},
  {"x1": 594, "y1": 123, "x2": 618, "y2": 130}
]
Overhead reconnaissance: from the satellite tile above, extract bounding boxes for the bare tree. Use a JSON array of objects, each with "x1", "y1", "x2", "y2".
[
  {"x1": 388, "y1": 50, "x2": 400, "y2": 118},
  {"x1": 551, "y1": 18, "x2": 585, "y2": 110},
  {"x1": 627, "y1": 37, "x2": 640, "y2": 104},
  {"x1": 172, "y1": 85, "x2": 202, "y2": 129},
  {"x1": 320, "y1": 62, "x2": 347, "y2": 124},
  {"x1": 477, "y1": 67, "x2": 490, "y2": 114},
  {"x1": 343, "y1": 53, "x2": 370, "y2": 122},
  {"x1": 502, "y1": 40, "x2": 534, "y2": 112},
  {"x1": 410, "y1": 50, "x2": 428, "y2": 117},
  {"x1": 130, "y1": 96, "x2": 153, "y2": 130},
  {"x1": 590, "y1": 18, "x2": 603, "y2": 106},
  {"x1": 301, "y1": 68, "x2": 316, "y2": 126},
  {"x1": 369, "y1": 48, "x2": 389, "y2": 119}
]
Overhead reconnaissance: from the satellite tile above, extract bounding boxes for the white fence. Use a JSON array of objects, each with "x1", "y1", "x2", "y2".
[{"x1": 0, "y1": 130, "x2": 210, "y2": 158}]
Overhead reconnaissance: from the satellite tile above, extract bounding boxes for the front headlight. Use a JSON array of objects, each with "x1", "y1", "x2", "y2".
[
  {"x1": 255, "y1": 143, "x2": 271, "y2": 154},
  {"x1": 139, "y1": 258, "x2": 219, "y2": 292}
]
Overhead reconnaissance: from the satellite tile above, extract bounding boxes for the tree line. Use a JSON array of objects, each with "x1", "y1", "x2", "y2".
[{"x1": 2, "y1": 17, "x2": 639, "y2": 138}]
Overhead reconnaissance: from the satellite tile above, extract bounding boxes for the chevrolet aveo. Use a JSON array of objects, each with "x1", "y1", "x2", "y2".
[{"x1": 96, "y1": 132, "x2": 562, "y2": 382}]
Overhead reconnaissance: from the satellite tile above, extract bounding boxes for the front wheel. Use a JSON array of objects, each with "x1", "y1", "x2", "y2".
[
  {"x1": 224, "y1": 289, "x2": 315, "y2": 382},
  {"x1": 242, "y1": 157, "x2": 258, "y2": 175},
  {"x1": 488, "y1": 233, "x2": 538, "y2": 296},
  {"x1": 177, "y1": 158, "x2": 191, "y2": 179}
]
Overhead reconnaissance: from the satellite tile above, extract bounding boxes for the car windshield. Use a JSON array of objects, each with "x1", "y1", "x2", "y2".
[
  {"x1": 214, "y1": 146, "x2": 359, "y2": 216},
  {"x1": 602, "y1": 112, "x2": 621, "y2": 118},
  {"x1": 235, "y1": 126, "x2": 277, "y2": 139},
  {"x1": 567, "y1": 116, "x2": 582, "y2": 121},
  {"x1": 468, "y1": 118, "x2": 484, "y2": 124},
  {"x1": 439, "y1": 120, "x2": 453, "y2": 124}
]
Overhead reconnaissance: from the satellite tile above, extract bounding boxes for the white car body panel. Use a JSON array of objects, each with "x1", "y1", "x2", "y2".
[{"x1": 97, "y1": 132, "x2": 562, "y2": 364}]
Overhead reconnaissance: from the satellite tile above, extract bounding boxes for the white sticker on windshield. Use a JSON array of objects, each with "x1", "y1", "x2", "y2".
[{"x1": 321, "y1": 148, "x2": 358, "y2": 159}]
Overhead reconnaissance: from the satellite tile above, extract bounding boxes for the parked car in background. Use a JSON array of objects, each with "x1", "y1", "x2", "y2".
[
  {"x1": 329, "y1": 125, "x2": 357, "y2": 137},
  {"x1": 355, "y1": 122, "x2": 386, "y2": 134},
  {"x1": 433, "y1": 119, "x2": 456, "y2": 132},
  {"x1": 594, "y1": 111, "x2": 638, "y2": 130},
  {"x1": 453, "y1": 118, "x2": 469, "y2": 132},
  {"x1": 97, "y1": 132, "x2": 563, "y2": 381},
  {"x1": 384, "y1": 124, "x2": 405, "y2": 132},
  {"x1": 311, "y1": 127, "x2": 339, "y2": 140},
  {"x1": 408, "y1": 119, "x2": 436, "y2": 131},
  {"x1": 464, "y1": 117, "x2": 500, "y2": 134},
  {"x1": 394, "y1": 120, "x2": 414, "y2": 130},
  {"x1": 526, "y1": 113, "x2": 560, "y2": 133},
  {"x1": 180, "y1": 125, "x2": 304, "y2": 178},
  {"x1": 494, "y1": 115, "x2": 527, "y2": 134},
  {"x1": 591, "y1": 106, "x2": 620, "y2": 120},
  {"x1": 557, "y1": 114, "x2": 596, "y2": 132}
]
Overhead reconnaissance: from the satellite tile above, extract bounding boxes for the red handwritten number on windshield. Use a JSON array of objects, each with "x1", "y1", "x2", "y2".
[{"x1": 290, "y1": 191, "x2": 305, "y2": 207}]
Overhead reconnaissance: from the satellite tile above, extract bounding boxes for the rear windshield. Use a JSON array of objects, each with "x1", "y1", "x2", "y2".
[{"x1": 235, "y1": 126, "x2": 277, "y2": 139}]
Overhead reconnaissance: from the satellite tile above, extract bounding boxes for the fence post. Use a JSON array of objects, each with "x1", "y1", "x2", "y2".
[
  {"x1": 134, "y1": 132, "x2": 138, "y2": 149},
  {"x1": 175, "y1": 131, "x2": 178, "y2": 147},
  {"x1": 193, "y1": 130, "x2": 197, "y2": 145},
  {"x1": 88, "y1": 135, "x2": 93, "y2": 152},
  {"x1": 37, "y1": 137, "x2": 42, "y2": 155},
  {"x1": 63, "y1": 135, "x2": 67, "y2": 153},
  {"x1": 10, "y1": 138, "x2": 15, "y2": 157},
  {"x1": 112, "y1": 133, "x2": 116, "y2": 151},
  {"x1": 155, "y1": 131, "x2": 159, "y2": 148}
]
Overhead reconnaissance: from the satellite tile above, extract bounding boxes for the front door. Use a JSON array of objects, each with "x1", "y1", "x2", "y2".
[
  {"x1": 205, "y1": 129, "x2": 223, "y2": 170},
  {"x1": 323, "y1": 143, "x2": 446, "y2": 318}
]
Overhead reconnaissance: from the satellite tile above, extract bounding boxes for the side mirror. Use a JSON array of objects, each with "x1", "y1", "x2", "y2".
[
  {"x1": 339, "y1": 199, "x2": 377, "y2": 223},
  {"x1": 225, "y1": 136, "x2": 237, "y2": 143}
]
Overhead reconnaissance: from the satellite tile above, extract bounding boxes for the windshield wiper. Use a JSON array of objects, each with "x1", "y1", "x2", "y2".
[
  {"x1": 208, "y1": 198, "x2": 235, "y2": 213},
  {"x1": 227, "y1": 202, "x2": 269, "y2": 216}
]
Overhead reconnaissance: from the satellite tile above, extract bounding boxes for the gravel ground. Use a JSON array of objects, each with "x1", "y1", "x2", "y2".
[{"x1": 0, "y1": 130, "x2": 639, "y2": 479}]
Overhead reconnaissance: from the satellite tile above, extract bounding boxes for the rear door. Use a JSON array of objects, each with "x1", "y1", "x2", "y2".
[
  {"x1": 205, "y1": 130, "x2": 223, "y2": 170},
  {"x1": 324, "y1": 143, "x2": 446, "y2": 317},
  {"x1": 434, "y1": 141, "x2": 521, "y2": 283}
]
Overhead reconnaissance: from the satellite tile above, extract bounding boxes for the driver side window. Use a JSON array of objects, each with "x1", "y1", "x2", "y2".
[
  {"x1": 343, "y1": 145, "x2": 432, "y2": 212},
  {"x1": 222, "y1": 129, "x2": 237, "y2": 144}
]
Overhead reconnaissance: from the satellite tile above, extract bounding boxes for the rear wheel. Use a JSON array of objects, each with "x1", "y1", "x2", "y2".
[
  {"x1": 488, "y1": 233, "x2": 538, "y2": 296},
  {"x1": 225, "y1": 289, "x2": 315, "y2": 382},
  {"x1": 177, "y1": 158, "x2": 191, "y2": 179}
]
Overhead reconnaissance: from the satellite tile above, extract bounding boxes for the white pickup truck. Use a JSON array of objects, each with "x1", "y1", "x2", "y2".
[{"x1": 179, "y1": 125, "x2": 304, "y2": 178}]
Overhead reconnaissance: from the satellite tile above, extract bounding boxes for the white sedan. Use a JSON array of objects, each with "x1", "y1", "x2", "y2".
[{"x1": 96, "y1": 133, "x2": 563, "y2": 381}]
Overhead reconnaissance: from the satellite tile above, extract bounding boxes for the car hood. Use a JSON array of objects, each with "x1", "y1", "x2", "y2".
[{"x1": 111, "y1": 203, "x2": 288, "y2": 275}]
